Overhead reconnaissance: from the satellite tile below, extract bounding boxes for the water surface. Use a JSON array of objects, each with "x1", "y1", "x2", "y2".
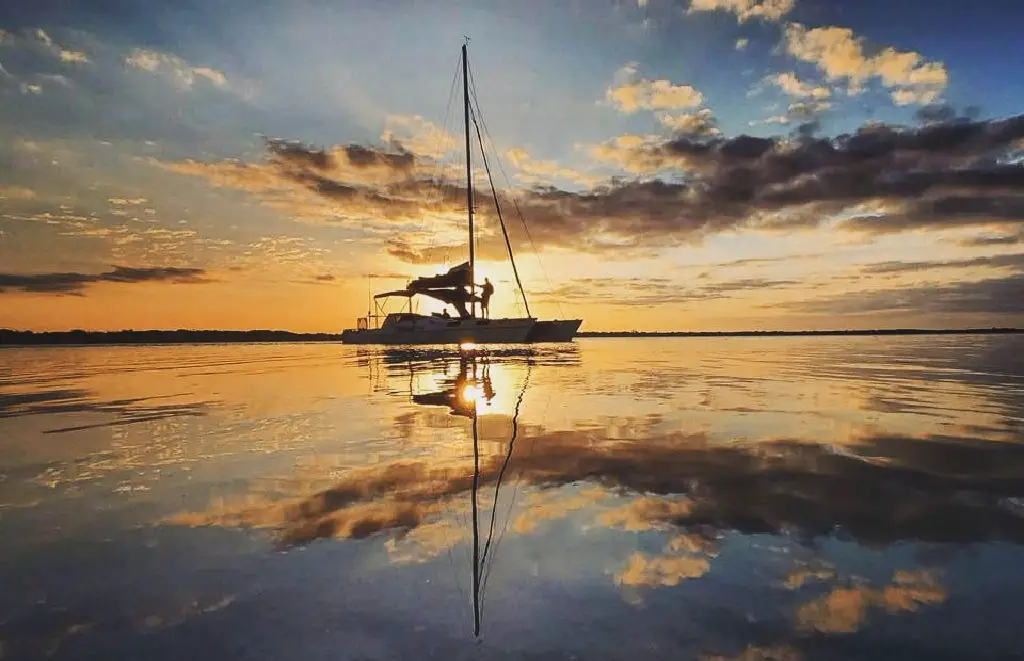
[{"x1": 2, "y1": 336, "x2": 1023, "y2": 660}]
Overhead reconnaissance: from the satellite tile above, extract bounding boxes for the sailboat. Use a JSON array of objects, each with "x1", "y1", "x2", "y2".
[{"x1": 341, "y1": 43, "x2": 582, "y2": 345}]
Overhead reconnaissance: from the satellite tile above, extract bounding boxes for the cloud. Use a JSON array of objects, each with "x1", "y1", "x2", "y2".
[
  {"x1": 506, "y1": 148, "x2": 599, "y2": 186},
  {"x1": 749, "y1": 115, "x2": 791, "y2": 127},
  {"x1": 785, "y1": 99, "x2": 831, "y2": 119},
  {"x1": 587, "y1": 112, "x2": 1024, "y2": 237},
  {"x1": 0, "y1": 266, "x2": 209, "y2": 295},
  {"x1": 958, "y1": 232, "x2": 1022, "y2": 247},
  {"x1": 536, "y1": 276, "x2": 800, "y2": 307},
  {"x1": 606, "y1": 62, "x2": 704, "y2": 113},
  {"x1": 891, "y1": 87, "x2": 941, "y2": 106},
  {"x1": 784, "y1": 23, "x2": 948, "y2": 104},
  {"x1": 659, "y1": 109, "x2": 720, "y2": 136},
  {"x1": 860, "y1": 252, "x2": 1024, "y2": 275},
  {"x1": 380, "y1": 114, "x2": 460, "y2": 159},
  {"x1": 165, "y1": 112, "x2": 1024, "y2": 258},
  {"x1": 776, "y1": 275, "x2": 1024, "y2": 316},
  {"x1": 124, "y1": 48, "x2": 227, "y2": 88},
  {"x1": 688, "y1": 0, "x2": 796, "y2": 23},
  {"x1": 770, "y1": 72, "x2": 831, "y2": 100},
  {"x1": 58, "y1": 49, "x2": 89, "y2": 64},
  {"x1": 30, "y1": 29, "x2": 90, "y2": 64}
]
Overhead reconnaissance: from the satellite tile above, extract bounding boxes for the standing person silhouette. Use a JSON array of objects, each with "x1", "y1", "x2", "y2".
[{"x1": 480, "y1": 278, "x2": 494, "y2": 318}]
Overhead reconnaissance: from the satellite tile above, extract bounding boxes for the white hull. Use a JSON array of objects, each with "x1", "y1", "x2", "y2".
[{"x1": 342, "y1": 316, "x2": 536, "y2": 345}]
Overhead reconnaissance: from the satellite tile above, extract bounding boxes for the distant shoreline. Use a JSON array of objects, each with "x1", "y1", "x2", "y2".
[
  {"x1": 578, "y1": 328, "x2": 1023, "y2": 338},
  {"x1": 0, "y1": 327, "x2": 1021, "y2": 346}
]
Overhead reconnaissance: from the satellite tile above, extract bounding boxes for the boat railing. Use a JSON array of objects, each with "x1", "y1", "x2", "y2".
[{"x1": 357, "y1": 313, "x2": 389, "y2": 330}]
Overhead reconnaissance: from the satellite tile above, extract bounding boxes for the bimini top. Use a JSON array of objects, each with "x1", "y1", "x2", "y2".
[{"x1": 374, "y1": 262, "x2": 480, "y2": 306}]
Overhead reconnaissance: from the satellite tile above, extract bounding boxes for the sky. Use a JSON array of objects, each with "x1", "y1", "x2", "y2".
[{"x1": 1, "y1": 0, "x2": 1022, "y2": 332}]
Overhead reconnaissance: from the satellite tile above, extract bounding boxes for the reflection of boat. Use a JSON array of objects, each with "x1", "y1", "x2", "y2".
[
  {"x1": 341, "y1": 43, "x2": 582, "y2": 345},
  {"x1": 401, "y1": 348, "x2": 530, "y2": 637},
  {"x1": 411, "y1": 354, "x2": 495, "y2": 418}
]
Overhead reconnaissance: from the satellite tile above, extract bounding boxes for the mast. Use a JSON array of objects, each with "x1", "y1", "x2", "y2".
[{"x1": 462, "y1": 42, "x2": 476, "y2": 318}]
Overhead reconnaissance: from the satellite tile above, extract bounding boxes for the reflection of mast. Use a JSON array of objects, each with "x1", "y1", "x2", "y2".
[
  {"x1": 469, "y1": 354, "x2": 531, "y2": 639},
  {"x1": 385, "y1": 347, "x2": 534, "y2": 638},
  {"x1": 470, "y1": 387, "x2": 482, "y2": 637}
]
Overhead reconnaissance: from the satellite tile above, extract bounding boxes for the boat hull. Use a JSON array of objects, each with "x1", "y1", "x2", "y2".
[
  {"x1": 525, "y1": 319, "x2": 583, "y2": 343},
  {"x1": 341, "y1": 317, "x2": 536, "y2": 345}
]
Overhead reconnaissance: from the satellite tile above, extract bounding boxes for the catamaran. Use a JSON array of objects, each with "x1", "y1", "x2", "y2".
[{"x1": 341, "y1": 43, "x2": 582, "y2": 345}]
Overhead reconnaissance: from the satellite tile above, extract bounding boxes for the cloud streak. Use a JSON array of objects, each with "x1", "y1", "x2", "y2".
[
  {"x1": 124, "y1": 49, "x2": 226, "y2": 88},
  {"x1": 776, "y1": 275, "x2": 1024, "y2": 316},
  {"x1": 0, "y1": 266, "x2": 209, "y2": 295}
]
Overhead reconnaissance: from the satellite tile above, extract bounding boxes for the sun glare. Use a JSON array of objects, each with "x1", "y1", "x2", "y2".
[{"x1": 460, "y1": 382, "x2": 481, "y2": 404}]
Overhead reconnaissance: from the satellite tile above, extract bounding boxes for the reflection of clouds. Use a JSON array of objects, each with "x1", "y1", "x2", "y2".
[
  {"x1": 616, "y1": 552, "x2": 710, "y2": 587},
  {"x1": 385, "y1": 517, "x2": 472, "y2": 565},
  {"x1": 613, "y1": 518, "x2": 719, "y2": 592},
  {"x1": 702, "y1": 645, "x2": 802, "y2": 661},
  {"x1": 137, "y1": 594, "x2": 236, "y2": 632},
  {"x1": 783, "y1": 568, "x2": 834, "y2": 590},
  {"x1": 598, "y1": 496, "x2": 695, "y2": 532},
  {"x1": 666, "y1": 532, "x2": 720, "y2": 557},
  {"x1": 796, "y1": 570, "x2": 946, "y2": 634},
  {"x1": 511, "y1": 488, "x2": 607, "y2": 533},
  {"x1": 0, "y1": 387, "x2": 208, "y2": 430},
  {"x1": 170, "y1": 423, "x2": 1024, "y2": 550}
]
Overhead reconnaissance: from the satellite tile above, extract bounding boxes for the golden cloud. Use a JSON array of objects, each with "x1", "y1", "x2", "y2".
[
  {"x1": 606, "y1": 62, "x2": 704, "y2": 113},
  {"x1": 688, "y1": 0, "x2": 796, "y2": 23},
  {"x1": 784, "y1": 23, "x2": 948, "y2": 104}
]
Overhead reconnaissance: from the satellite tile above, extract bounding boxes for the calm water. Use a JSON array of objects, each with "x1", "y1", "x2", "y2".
[{"x1": 1, "y1": 337, "x2": 1023, "y2": 660}]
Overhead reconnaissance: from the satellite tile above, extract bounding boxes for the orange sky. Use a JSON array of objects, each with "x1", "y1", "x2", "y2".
[{"x1": 1, "y1": 3, "x2": 1022, "y2": 332}]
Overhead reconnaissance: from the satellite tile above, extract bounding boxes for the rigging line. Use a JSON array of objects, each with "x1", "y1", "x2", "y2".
[
  {"x1": 479, "y1": 467, "x2": 523, "y2": 600},
  {"x1": 466, "y1": 66, "x2": 565, "y2": 318},
  {"x1": 465, "y1": 75, "x2": 533, "y2": 317},
  {"x1": 478, "y1": 359, "x2": 532, "y2": 606},
  {"x1": 479, "y1": 358, "x2": 532, "y2": 569},
  {"x1": 424, "y1": 53, "x2": 462, "y2": 258},
  {"x1": 469, "y1": 102, "x2": 532, "y2": 318}
]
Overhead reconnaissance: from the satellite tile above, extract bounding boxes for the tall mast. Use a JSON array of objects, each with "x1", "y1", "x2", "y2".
[{"x1": 462, "y1": 42, "x2": 476, "y2": 318}]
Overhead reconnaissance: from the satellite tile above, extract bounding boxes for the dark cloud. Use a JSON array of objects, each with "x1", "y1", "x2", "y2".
[
  {"x1": 166, "y1": 113, "x2": 1024, "y2": 254},
  {"x1": 914, "y1": 104, "x2": 958, "y2": 125},
  {"x1": 709, "y1": 253, "x2": 821, "y2": 268},
  {"x1": 776, "y1": 275, "x2": 1024, "y2": 316},
  {"x1": 862, "y1": 252, "x2": 1024, "y2": 274},
  {"x1": 0, "y1": 266, "x2": 208, "y2": 294},
  {"x1": 264, "y1": 138, "x2": 415, "y2": 174},
  {"x1": 958, "y1": 233, "x2": 1022, "y2": 247}
]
